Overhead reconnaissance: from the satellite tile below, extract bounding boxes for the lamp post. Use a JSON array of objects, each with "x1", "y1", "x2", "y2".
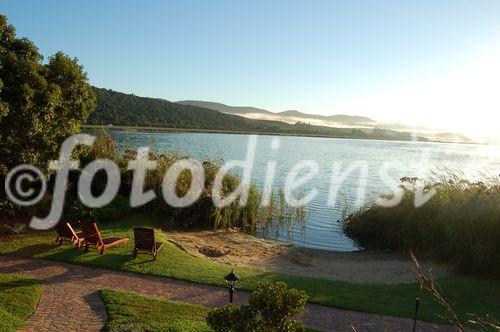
[
  {"x1": 413, "y1": 297, "x2": 420, "y2": 332},
  {"x1": 224, "y1": 269, "x2": 240, "y2": 304}
]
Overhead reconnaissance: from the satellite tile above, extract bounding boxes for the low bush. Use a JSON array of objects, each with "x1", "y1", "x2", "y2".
[
  {"x1": 206, "y1": 304, "x2": 260, "y2": 331},
  {"x1": 66, "y1": 195, "x2": 132, "y2": 223},
  {"x1": 343, "y1": 172, "x2": 500, "y2": 277},
  {"x1": 207, "y1": 281, "x2": 308, "y2": 332}
]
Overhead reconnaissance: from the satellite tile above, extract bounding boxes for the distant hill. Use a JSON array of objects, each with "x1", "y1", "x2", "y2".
[
  {"x1": 88, "y1": 87, "x2": 426, "y2": 142},
  {"x1": 177, "y1": 100, "x2": 376, "y2": 125},
  {"x1": 429, "y1": 132, "x2": 473, "y2": 144},
  {"x1": 325, "y1": 114, "x2": 376, "y2": 124},
  {"x1": 176, "y1": 100, "x2": 272, "y2": 115},
  {"x1": 278, "y1": 110, "x2": 376, "y2": 125},
  {"x1": 175, "y1": 99, "x2": 472, "y2": 143}
]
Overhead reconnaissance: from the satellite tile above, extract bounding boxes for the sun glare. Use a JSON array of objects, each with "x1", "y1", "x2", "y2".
[{"x1": 336, "y1": 48, "x2": 500, "y2": 142}]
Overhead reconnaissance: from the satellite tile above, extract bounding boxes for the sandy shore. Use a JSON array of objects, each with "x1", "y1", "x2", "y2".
[{"x1": 167, "y1": 229, "x2": 452, "y2": 284}]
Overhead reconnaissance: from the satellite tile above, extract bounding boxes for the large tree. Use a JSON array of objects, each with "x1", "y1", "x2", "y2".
[{"x1": 0, "y1": 15, "x2": 95, "y2": 174}]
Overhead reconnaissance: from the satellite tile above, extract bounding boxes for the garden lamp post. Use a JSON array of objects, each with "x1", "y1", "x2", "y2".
[
  {"x1": 413, "y1": 297, "x2": 420, "y2": 332},
  {"x1": 224, "y1": 269, "x2": 240, "y2": 304}
]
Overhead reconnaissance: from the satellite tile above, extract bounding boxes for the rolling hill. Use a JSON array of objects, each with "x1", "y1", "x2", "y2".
[
  {"x1": 176, "y1": 100, "x2": 273, "y2": 115},
  {"x1": 177, "y1": 100, "x2": 376, "y2": 126}
]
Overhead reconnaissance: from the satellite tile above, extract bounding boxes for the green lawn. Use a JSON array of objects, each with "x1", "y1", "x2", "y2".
[
  {"x1": 0, "y1": 274, "x2": 42, "y2": 331},
  {"x1": 100, "y1": 289, "x2": 211, "y2": 331},
  {"x1": 99, "y1": 288, "x2": 320, "y2": 332},
  {"x1": 0, "y1": 216, "x2": 498, "y2": 327}
]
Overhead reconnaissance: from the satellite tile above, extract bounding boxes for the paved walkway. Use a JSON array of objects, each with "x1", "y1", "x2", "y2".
[{"x1": 0, "y1": 256, "x2": 458, "y2": 332}]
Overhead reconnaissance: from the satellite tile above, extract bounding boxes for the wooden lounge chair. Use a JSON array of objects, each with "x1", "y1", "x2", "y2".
[
  {"x1": 132, "y1": 227, "x2": 164, "y2": 260},
  {"x1": 79, "y1": 221, "x2": 129, "y2": 255},
  {"x1": 55, "y1": 222, "x2": 84, "y2": 248}
]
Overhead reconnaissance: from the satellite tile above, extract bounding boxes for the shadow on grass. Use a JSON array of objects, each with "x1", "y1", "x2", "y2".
[
  {"x1": 125, "y1": 259, "x2": 155, "y2": 266},
  {"x1": 85, "y1": 252, "x2": 133, "y2": 268},
  {"x1": 0, "y1": 278, "x2": 41, "y2": 291},
  {"x1": 44, "y1": 247, "x2": 136, "y2": 271},
  {"x1": 6, "y1": 243, "x2": 57, "y2": 257},
  {"x1": 43, "y1": 246, "x2": 90, "y2": 261}
]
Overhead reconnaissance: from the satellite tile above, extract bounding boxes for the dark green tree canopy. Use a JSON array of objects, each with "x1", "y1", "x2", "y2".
[{"x1": 0, "y1": 15, "x2": 95, "y2": 174}]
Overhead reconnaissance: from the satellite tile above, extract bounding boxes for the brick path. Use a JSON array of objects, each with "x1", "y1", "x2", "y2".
[{"x1": 0, "y1": 256, "x2": 458, "y2": 332}]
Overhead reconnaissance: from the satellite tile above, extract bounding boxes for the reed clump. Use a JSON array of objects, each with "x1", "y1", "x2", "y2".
[
  {"x1": 69, "y1": 130, "x2": 262, "y2": 230},
  {"x1": 258, "y1": 188, "x2": 308, "y2": 238},
  {"x1": 342, "y1": 170, "x2": 500, "y2": 277}
]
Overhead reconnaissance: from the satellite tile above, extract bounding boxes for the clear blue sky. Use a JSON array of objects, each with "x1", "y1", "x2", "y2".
[{"x1": 1, "y1": 1, "x2": 500, "y2": 138}]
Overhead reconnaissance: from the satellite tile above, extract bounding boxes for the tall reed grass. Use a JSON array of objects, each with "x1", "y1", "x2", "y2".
[
  {"x1": 71, "y1": 130, "x2": 306, "y2": 233},
  {"x1": 342, "y1": 170, "x2": 500, "y2": 277}
]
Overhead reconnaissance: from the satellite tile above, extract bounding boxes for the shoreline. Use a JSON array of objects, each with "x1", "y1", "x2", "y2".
[
  {"x1": 82, "y1": 124, "x2": 478, "y2": 145},
  {"x1": 167, "y1": 228, "x2": 452, "y2": 284}
]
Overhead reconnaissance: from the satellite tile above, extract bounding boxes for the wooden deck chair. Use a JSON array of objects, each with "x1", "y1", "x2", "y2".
[
  {"x1": 132, "y1": 227, "x2": 164, "y2": 260},
  {"x1": 55, "y1": 223, "x2": 84, "y2": 248},
  {"x1": 79, "y1": 221, "x2": 129, "y2": 255}
]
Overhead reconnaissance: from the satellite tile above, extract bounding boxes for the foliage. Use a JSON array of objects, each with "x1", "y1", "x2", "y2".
[
  {"x1": 0, "y1": 15, "x2": 95, "y2": 174},
  {"x1": 88, "y1": 87, "x2": 421, "y2": 142},
  {"x1": 0, "y1": 217, "x2": 499, "y2": 326},
  {"x1": 249, "y1": 282, "x2": 308, "y2": 331},
  {"x1": 0, "y1": 274, "x2": 42, "y2": 331},
  {"x1": 207, "y1": 282, "x2": 307, "y2": 332},
  {"x1": 0, "y1": 221, "x2": 26, "y2": 235},
  {"x1": 0, "y1": 200, "x2": 20, "y2": 217},
  {"x1": 342, "y1": 172, "x2": 500, "y2": 277},
  {"x1": 99, "y1": 289, "x2": 211, "y2": 332},
  {"x1": 67, "y1": 195, "x2": 132, "y2": 223},
  {"x1": 206, "y1": 304, "x2": 261, "y2": 332}
]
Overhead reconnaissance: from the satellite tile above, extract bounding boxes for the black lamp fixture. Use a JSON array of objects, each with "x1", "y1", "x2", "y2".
[{"x1": 224, "y1": 268, "x2": 240, "y2": 303}]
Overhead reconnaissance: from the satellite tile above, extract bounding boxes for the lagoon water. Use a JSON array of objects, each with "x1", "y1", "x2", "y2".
[{"x1": 109, "y1": 131, "x2": 500, "y2": 251}]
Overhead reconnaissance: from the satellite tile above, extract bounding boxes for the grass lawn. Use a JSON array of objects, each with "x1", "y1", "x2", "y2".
[
  {"x1": 100, "y1": 289, "x2": 211, "y2": 331},
  {"x1": 99, "y1": 288, "x2": 320, "y2": 332},
  {"x1": 0, "y1": 274, "x2": 42, "y2": 331},
  {"x1": 0, "y1": 216, "x2": 498, "y2": 327}
]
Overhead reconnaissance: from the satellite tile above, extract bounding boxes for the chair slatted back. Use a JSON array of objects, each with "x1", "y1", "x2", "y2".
[
  {"x1": 134, "y1": 227, "x2": 155, "y2": 250},
  {"x1": 79, "y1": 222, "x2": 103, "y2": 246}
]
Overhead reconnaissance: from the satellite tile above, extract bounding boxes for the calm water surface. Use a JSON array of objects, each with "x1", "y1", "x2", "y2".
[{"x1": 109, "y1": 131, "x2": 500, "y2": 251}]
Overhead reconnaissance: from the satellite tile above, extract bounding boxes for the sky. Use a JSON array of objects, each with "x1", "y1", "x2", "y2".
[{"x1": 1, "y1": 0, "x2": 500, "y2": 141}]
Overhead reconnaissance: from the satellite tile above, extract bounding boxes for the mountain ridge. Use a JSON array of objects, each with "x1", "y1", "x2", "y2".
[
  {"x1": 177, "y1": 100, "x2": 376, "y2": 125},
  {"x1": 176, "y1": 100, "x2": 273, "y2": 115}
]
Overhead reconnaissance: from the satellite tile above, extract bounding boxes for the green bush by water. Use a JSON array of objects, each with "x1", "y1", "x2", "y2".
[{"x1": 343, "y1": 172, "x2": 500, "y2": 277}]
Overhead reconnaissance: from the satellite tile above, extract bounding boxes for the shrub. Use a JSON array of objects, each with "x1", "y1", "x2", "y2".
[
  {"x1": 0, "y1": 200, "x2": 20, "y2": 217},
  {"x1": 206, "y1": 304, "x2": 261, "y2": 332},
  {"x1": 343, "y1": 173, "x2": 500, "y2": 277},
  {"x1": 67, "y1": 195, "x2": 132, "y2": 223},
  {"x1": 206, "y1": 282, "x2": 308, "y2": 332}
]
